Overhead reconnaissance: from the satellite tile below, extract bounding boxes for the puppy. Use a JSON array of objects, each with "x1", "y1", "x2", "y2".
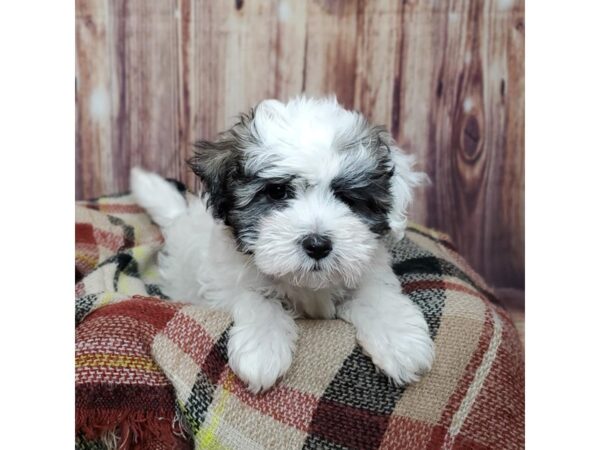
[{"x1": 131, "y1": 96, "x2": 434, "y2": 393}]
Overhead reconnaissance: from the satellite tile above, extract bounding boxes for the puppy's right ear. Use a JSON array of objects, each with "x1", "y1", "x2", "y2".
[{"x1": 188, "y1": 140, "x2": 237, "y2": 222}]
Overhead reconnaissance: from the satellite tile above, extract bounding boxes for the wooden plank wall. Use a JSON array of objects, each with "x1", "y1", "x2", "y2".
[{"x1": 76, "y1": 0, "x2": 525, "y2": 292}]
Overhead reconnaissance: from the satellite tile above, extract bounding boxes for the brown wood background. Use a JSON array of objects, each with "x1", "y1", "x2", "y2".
[{"x1": 76, "y1": 0, "x2": 524, "y2": 293}]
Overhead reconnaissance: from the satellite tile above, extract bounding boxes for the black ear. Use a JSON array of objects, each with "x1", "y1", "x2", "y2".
[
  {"x1": 187, "y1": 140, "x2": 238, "y2": 222},
  {"x1": 188, "y1": 109, "x2": 258, "y2": 222}
]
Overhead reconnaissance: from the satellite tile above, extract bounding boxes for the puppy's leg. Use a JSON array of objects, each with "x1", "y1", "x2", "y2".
[
  {"x1": 227, "y1": 291, "x2": 298, "y2": 393},
  {"x1": 130, "y1": 167, "x2": 188, "y2": 228},
  {"x1": 337, "y1": 247, "x2": 434, "y2": 385}
]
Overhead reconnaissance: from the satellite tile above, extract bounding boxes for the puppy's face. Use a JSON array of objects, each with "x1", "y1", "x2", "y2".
[{"x1": 189, "y1": 97, "x2": 424, "y2": 289}]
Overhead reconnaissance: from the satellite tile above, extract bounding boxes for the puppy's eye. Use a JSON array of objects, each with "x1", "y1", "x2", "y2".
[{"x1": 265, "y1": 183, "x2": 288, "y2": 201}]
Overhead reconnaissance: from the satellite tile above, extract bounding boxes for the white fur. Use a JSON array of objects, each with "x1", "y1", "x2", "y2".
[
  {"x1": 131, "y1": 167, "x2": 187, "y2": 228},
  {"x1": 253, "y1": 187, "x2": 377, "y2": 290},
  {"x1": 130, "y1": 97, "x2": 434, "y2": 392},
  {"x1": 336, "y1": 245, "x2": 434, "y2": 384}
]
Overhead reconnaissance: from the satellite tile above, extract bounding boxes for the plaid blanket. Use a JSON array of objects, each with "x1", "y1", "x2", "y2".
[{"x1": 76, "y1": 193, "x2": 524, "y2": 450}]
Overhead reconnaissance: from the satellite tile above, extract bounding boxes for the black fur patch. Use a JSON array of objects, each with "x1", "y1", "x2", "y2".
[
  {"x1": 187, "y1": 110, "x2": 257, "y2": 224},
  {"x1": 227, "y1": 176, "x2": 297, "y2": 253},
  {"x1": 331, "y1": 127, "x2": 395, "y2": 236},
  {"x1": 188, "y1": 109, "x2": 297, "y2": 253}
]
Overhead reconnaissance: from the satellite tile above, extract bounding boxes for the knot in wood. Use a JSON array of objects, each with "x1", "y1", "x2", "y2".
[{"x1": 461, "y1": 115, "x2": 482, "y2": 161}]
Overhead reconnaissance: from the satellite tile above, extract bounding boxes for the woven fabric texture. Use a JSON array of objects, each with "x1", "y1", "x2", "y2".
[{"x1": 75, "y1": 194, "x2": 524, "y2": 450}]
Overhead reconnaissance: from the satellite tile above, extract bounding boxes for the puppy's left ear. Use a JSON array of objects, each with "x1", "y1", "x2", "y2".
[
  {"x1": 188, "y1": 139, "x2": 238, "y2": 222},
  {"x1": 385, "y1": 140, "x2": 428, "y2": 238}
]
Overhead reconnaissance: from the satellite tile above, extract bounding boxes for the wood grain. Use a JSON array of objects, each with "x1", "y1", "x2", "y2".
[
  {"x1": 303, "y1": 0, "x2": 359, "y2": 107},
  {"x1": 76, "y1": 0, "x2": 525, "y2": 291}
]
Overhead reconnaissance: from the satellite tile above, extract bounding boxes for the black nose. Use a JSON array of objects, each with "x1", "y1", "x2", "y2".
[{"x1": 301, "y1": 234, "x2": 332, "y2": 260}]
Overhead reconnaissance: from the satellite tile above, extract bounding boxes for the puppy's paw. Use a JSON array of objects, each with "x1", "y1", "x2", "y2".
[
  {"x1": 227, "y1": 324, "x2": 295, "y2": 393},
  {"x1": 358, "y1": 322, "x2": 434, "y2": 385}
]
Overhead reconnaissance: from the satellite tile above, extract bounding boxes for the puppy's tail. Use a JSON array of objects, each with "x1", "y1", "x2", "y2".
[{"x1": 130, "y1": 167, "x2": 188, "y2": 228}]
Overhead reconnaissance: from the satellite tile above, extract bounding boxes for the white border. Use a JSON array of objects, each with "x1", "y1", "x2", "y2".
[
  {"x1": 2, "y1": 0, "x2": 600, "y2": 447},
  {"x1": 527, "y1": 0, "x2": 600, "y2": 448},
  {"x1": 0, "y1": 1, "x2": 74, "y2": 447}
]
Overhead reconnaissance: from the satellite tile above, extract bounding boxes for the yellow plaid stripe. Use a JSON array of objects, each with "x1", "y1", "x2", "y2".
[
  {"x1": 76, "y1": 252, "x2": 98, "y2": 269},
  {"x1": 76, "y1": 353, "x2": 161, "y2": 372},
  {"x1": 407, "y1": 222, "x2": 450, "y2": 242},
  {"x1": 195, "y1": 372, "x2": 236, "y2": 450}
]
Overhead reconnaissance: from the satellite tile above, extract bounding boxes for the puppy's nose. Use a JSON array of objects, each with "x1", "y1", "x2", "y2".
[{"x1": 301, "y1": 234, "x2": 332, "y2": 260}]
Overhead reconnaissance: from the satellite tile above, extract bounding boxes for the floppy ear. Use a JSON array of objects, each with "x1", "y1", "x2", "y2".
[
  {"x1": 188, "y1": 139, "x2": 238, "y2": 222},
  {"x1": 188, "y1": 107, "x2": 259, "y2": 222},
  {"x1": 385, "y1": 141, "x2": 428, "y2": 238}
]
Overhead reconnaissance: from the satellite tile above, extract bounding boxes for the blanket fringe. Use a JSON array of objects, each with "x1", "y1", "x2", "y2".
[{"x1": 76, "y1": 408, "x2": 191, "y2": 449}]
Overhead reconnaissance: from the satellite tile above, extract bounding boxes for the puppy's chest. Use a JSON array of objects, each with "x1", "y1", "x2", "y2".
[{"x1": 278, "y1": 285, "x2": 349, "y2": 319}]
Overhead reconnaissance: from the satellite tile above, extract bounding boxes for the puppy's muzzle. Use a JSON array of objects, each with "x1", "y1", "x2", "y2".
[{"x1": 301, "y1": 233, "x2": 332, "y2": 260}]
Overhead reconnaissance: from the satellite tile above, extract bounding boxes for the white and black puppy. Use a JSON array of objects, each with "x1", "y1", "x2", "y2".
[{"x1": 131, "y1": 96, "x2": 434, "y2": 393}]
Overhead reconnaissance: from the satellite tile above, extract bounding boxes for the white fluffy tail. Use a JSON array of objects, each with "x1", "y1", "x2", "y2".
[{"x1": 130, "y1": 167, "x2": 188, "y2": 228}]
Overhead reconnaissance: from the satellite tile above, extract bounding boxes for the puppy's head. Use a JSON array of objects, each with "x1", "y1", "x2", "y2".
[{"x1": 189, "y1": 96, "x2": 425, "y2": 289}]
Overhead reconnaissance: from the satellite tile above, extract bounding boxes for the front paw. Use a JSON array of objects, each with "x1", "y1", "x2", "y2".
[
  {"x1": 358, "y1": 322, "x2": 434, "y2": 385},
  {"x1": 227, "y1": 324, "x2": 295, "y2": 393}
]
